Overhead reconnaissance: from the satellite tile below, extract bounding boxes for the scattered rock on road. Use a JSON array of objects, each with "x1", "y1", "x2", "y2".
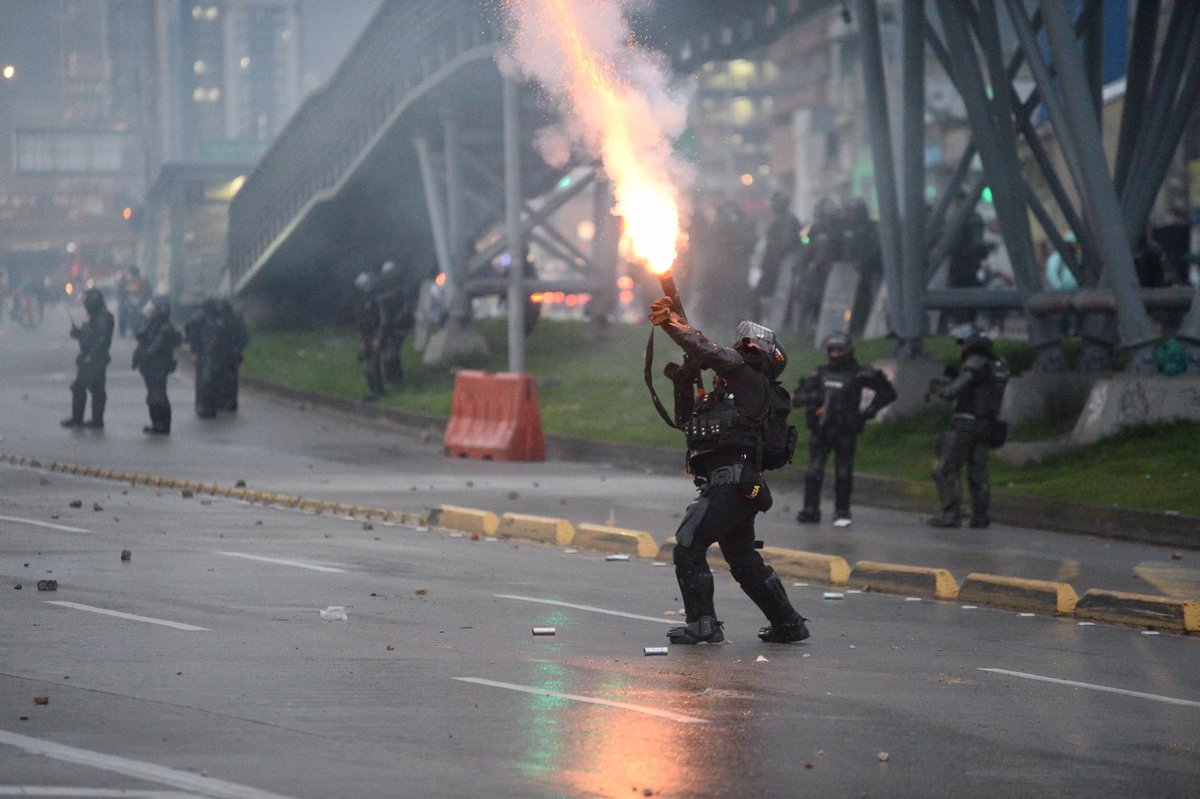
[
  {"x1": 92, "y1": 503, "x2": 103, "y2": 512},
  {"x1": 181, "y1": 489, "x2": 194, "y2": 498},
  {"x1": 878, "y1": 752, "x2": 889, "y2": 762},
  {"x1": 36, "y1": 580, "x2": 58, "y2": 591},
  {"x1": 68, "y1": 500, "x2": 82, "y2": 508},
  {"x1": 415, "y1": 588, "x2": 428, "y2": 596},
  {"x1": 33, "y1": 696, "x2": 48, "y2": 706},
  {"x1": 120, "y1": 549, "x2": 131, "y2": 562}
]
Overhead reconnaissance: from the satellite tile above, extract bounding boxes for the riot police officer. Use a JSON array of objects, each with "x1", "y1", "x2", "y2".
[
  {"x1": 927, "y1": 326, "x2": 1009, "y2": 528},
  {"x1": 355, "y1": 271, "x2": 386, "y2": 401},
  {"x1": 132, "y1": 297, "x2": 182, "y2": 434},
  {"x1": 794, "y1": 333, "x2": 896, "y2": 527},
  {"x1": 649, "y1": 298, "x2": 809, "y2": 645},
  {"x1": 61, "y1": 288, "x2": 114, "y2": 429}
]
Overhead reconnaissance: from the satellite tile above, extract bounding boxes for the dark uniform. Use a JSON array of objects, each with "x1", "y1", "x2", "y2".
[
  {"x1": 795, "y1": 333, "x2": 896, "y2": 526},
  {"x1": 355, "y1": 272, "x2": 386, "y2": 401},
  {"x1": 132, "y1": 298, "x2": 182, "y2": 434},
  {"x1": 213, "y1": 300, "x2": 248, "y2": 411},
  {"x1": 927, "y1": 328, "x2": 1009, "y2": 528},
  {"x1": 374, "y1": 263, "x2": 414, "y2": 386},
  {"x1": 62, "y1": 288, "x2": 114, "y2": 429},
  {"x1": 650, "y1": 299, "x2": 809, "y2": 645},
  {"x1": 754, "y1": 193, "x2": 802, "y2": 319}
]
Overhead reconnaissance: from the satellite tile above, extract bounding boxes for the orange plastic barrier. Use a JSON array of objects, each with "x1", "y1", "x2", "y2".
[{"x1": 443, "y1": 370, "x2": 546, "y2": 461}]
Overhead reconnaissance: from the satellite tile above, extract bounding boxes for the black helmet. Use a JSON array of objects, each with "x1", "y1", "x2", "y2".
[
  {"x1": 952, "y1": 324, "x2": 992, "y2": 355},
  {"x1": 823, "y1": 332, "x2": 854, "y2": 360},
  {"x1": 82, "y1": 288, "x2": 105, "y2": 314},
  {"x1": 734, "y1": 320, "x2": 786, "y2": 378}
]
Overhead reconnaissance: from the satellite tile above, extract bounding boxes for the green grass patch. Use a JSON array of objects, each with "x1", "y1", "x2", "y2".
[{"x1": 241, "y1": 319, "x2": 1200, "y2": 515}]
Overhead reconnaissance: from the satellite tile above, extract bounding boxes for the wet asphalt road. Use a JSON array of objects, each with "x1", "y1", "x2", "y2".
[{"x1": 1, "y1": 307, "x2": 1199, "y2": 797}]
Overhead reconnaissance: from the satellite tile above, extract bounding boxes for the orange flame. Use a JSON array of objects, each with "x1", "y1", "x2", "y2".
[{"x1": 507, "y1": 0, "x2": 685, "y2": 275}]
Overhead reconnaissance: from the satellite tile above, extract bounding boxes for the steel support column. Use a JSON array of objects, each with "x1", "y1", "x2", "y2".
[
  {"x1": 899, "y1": 0, "x2": 926, "y2": 351},
  {"x1": 413, "y1": 135, "x2": 460, "y2": 318},
  {"x1": 1113, "y1": 0, "x2": 1161, "y2": 196},
  {"x1": 851, "y1": 0, "x2": 903, "y2": 342},
  {"x1": 1036, "y1": 0, "x2": 1158, "y2": 367},
  {"x1": 935, "y1": 2, "x2": 1063, "y2": 368},
  {"x1": 503, "y1": 75, "x2": 526, "y2": 374},
  {"x1": 442, "y1": 112, "x2": 466, "y2": 279},
  {"x1": 588, "y1": 175, "x2": 620, "y2": 322}
]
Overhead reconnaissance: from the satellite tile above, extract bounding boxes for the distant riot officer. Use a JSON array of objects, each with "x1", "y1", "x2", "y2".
[
  {"x1": 794, "y1": 333, "x2": 896, "y2": 527},
  {"x1": 926, "y1": 327, "x2": 1010, "y2": 528},
  {"x1": 132, "y1": 297, "x2": 182, "y2": 434},
  {"x1": 186, "y1": 299, "x2": 220, "y2": 418},
  {"x1": 355, "y1": 272, "x2": 385, "y2": 401},
  {"x1": 62, "y1": 288, "x2": 114, "y2": 429},
  {"x1": 754, "y1": 192, "x2": 803, "y2": 318},
  {"x1": 213, "y1": 299, "x2": 248, "y2": 411},
  {"x1": 649, "y1": 298, "x2": 809, "y2": 645},
  {"x1": 374, "y1": 261, "x2": 413, "y2": 386}
]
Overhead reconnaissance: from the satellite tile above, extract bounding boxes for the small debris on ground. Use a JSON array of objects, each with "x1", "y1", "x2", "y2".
[
  {"x1": 532, "y1": 627, "x2": 556, "y2": 636},
  {"x1": 36, "y1": 580, "x2": 58, "y2": 591},
  {"x1": 415, "y1": 588, "x2": 428, "y2": 596},
  {"x1": 33, "y1": 696, "x2": 49, "y2": 706},
  {"x1": 319, "y1": 606, "x2": 347, "y2": 621},
  {"x1": 877, "y1": 752, "x2": 889, "y2": 762},
  {"x1": 470, "y1": 533, "x2": 480, "y2": 541},
  {"x1": 92, "y1": 502, "x2": 103, "y2": 512},
  {"x1": 235, "y1": 479, "x2": 246, "y2": 487},
  {"x1": 181, "y1": 489, "x2": 194, "y2": 498},
  {"x1": 386, "y1": 645, "x2": 395, "y2": 651},
  {"x1": 69, "y1": 500, "x2": 82, "y2": 508},
  {"x1": 643, "y1": 647, "x2": 668, "y2": 656},
  {"x1": 606, "y1": 554, "x2": 630, "y2": 562},
  {"x1": 120, "y1": 550, "x2": 131, "y2": 562},
  {"x1": 508, "y1": 491, "x2": 520, "y2": 500},
  {"x1": 1171, "y1": 551, "x2": 1183, "y2": 560},
  {"x1": 254, "y1": 520, "x2": 263, "y2": 526},
  {"x1": 756, "y1": 655, "x2": 769, "y2": 663},
  {"x1": 823, "y1": 592, "x2": 844, "y2": 600},
  {"x1": 362, "y1": 522, "x2": 374, "y2": 531},
  {"x1": 13, "y1": 584, "x2": 21, "y2": 590}
]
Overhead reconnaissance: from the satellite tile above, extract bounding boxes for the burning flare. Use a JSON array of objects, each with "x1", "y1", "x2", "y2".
[{"x1": 504, "y1": 0, "x2": 690, "y2": 275}]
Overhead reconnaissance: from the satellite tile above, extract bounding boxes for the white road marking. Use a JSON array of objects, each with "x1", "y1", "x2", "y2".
[
  {"x1": 454, "y1": 677, "x2": 709, "y2": 724},
  {"x1": 979, "y1": 668, "x2": 1200, "y2": 708},
  {"x1": 43, "y1": 602, "x2": 207, "y2": 631},
  {"x1": 217, "y1": 552, "x2": 347, "y2": 573},
  {"x1": 0, "y1": 788, "x2": 202, "y2": 797},
  {"x1": 0, "y1": 730, "x2": 298, "y2": 799},
  {"x1": 495, "y1": 594, "x2": 674, "y2": 624},
  {"x1": 0, "y1": 514, "x2": 89, "y2": 533}
]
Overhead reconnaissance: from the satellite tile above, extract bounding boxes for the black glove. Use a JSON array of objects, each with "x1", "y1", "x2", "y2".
[{"x1": 647, "y1": 296, "x2": 675, "y2": 326}]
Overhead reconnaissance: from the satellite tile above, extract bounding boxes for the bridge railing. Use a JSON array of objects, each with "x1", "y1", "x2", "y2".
[{"x1": 228, "y1": 0, "x2": 497, "y2": 290}]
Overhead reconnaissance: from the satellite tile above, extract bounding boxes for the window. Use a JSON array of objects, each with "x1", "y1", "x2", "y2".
[{"x1": 15, "y1": 131, "x2": 124, "y2": 173}]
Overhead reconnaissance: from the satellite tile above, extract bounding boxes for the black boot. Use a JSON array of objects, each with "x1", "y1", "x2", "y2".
[
  {"x1": 758, "y1": 615, "x2": 811, "y2": 643},
  {"x1": 796, "y1": 507, "x2": 820, "y2": 523},
  {"x1": 667, "y1": 615, "x2": 724, "y2": 644},
  {"x1": 83, "y1": 395, "x2": 105, "y2": 428},
  {"x1": 62, "y1": 392, "x2": 86, "y2": 427}
]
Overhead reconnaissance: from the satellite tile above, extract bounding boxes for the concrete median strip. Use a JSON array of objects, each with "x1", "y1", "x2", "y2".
[
  {"x1": 1074, "y1": 589, "x2": 1200, "y2": 633},
  {"x1": 429, "y1": 505, "x2": 499, "y2": 537},
  {"x1": 958, "y1": 573, "x2": 1079, "y2": 614},
  {"x1": 499, "y1": 512, "x2": 575, "y2": 546},
  {"x1": 850, "y1": 560, "x2": 960, "y2": 600},
  {"x1": 574, "y1": 522, "x2": 658, "y2": 558}
]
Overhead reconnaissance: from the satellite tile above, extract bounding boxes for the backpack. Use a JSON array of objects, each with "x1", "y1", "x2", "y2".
[{"x1": 761, "y1": 380, "x2": 798, "y2": 470}]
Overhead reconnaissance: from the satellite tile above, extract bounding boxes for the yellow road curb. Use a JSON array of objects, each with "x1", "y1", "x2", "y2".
[
  {"x1": 499, "y1": 512, "x2": 575, "y2": 546},
  {"x1": 850, "y1": 560, "x2": 960, "y2": 600},
  {"x1": 574, "y1": 523, "x2": 658, "y2": 558},
  {"x1": 428, "y1": 505, "x2": 499, "y2": 536},
  {"x1": 1075, "y1": 589, "x2": 1200, "y2": 632},
  {"x1": 761, "y1": 547, "x2": 851, "y2": 585},
  {"x1": 958, "y1": 573, "x2": 1079, "y2": 614}
]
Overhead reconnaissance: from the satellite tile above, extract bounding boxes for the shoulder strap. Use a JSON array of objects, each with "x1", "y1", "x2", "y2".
[{"x1": 644, "y1": 327, "x2": 681, "y2": 429}]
